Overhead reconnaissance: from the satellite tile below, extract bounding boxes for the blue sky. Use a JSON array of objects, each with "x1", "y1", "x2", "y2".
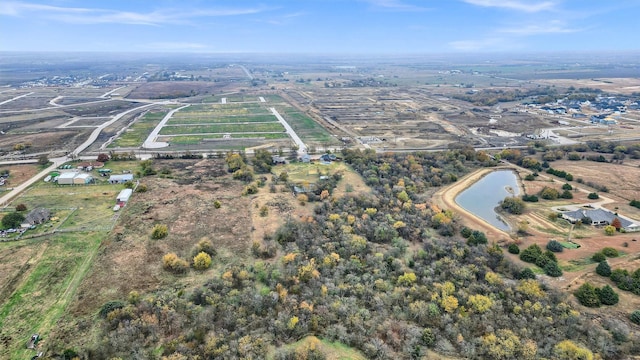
[{"x1": 1, "y1": 0, "x2": 638, "y2": 53}]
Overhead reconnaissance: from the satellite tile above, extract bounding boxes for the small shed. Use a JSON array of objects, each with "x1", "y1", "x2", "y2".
[
  {"x1": 73, "y1": 173, "x2": 93, "y2": 185},
  {"x1": 21, "y1": 208, "x2": 51, "y2": 228},
  {"x1": 57, "y1": 172, "x2": 77, "y2": 185},
  {"x1": 108, "y1": 174, "x2": 134, "y2": 184},
  {"x1": 117, "y1": 188, "x2": 133, "y2": 204}
]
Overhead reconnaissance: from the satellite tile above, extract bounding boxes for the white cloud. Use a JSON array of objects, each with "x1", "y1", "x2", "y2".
[
  {"x1": 0, "y1": 1, "x2": 270, "y2": 26},
  {"x1": 362, "y1": 0, "x2": 429, "y2": 12},
  {"x1": 499, "y1": 21, "x2": 581, "y2": 35},
  {"x1": 463, "y1": 0, "x2": 556, "y2": 12}
]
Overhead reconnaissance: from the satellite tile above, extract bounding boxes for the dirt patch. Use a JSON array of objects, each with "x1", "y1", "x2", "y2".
[
  {"x1": 0, "y1": 130, "x2": 89, "y2": 156},
  {"x1": 0, "y1": 164, "x2": 42, "y2": 189}
]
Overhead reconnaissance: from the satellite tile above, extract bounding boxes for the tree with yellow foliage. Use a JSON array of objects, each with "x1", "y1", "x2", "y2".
[
  {"x1": 554, "y1": 340, "x2": 593, "y2": 360},
  {"x1": 193, "y1": 251, "x2": 212, "y2": 270}
]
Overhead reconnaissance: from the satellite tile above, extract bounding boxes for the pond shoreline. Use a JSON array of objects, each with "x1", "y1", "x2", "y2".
[{"x1": 433, "y1": 166, "x2": 523, "y2": 241}]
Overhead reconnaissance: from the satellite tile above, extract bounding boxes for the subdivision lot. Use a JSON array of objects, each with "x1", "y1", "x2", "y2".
[{"x1": 110, "y1": 108, "x2": 172, "y2": 148}]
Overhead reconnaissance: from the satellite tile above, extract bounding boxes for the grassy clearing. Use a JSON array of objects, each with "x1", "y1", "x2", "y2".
[
  {"x1": 562, "y1": 257, "x2": 596, "y2": 272},
  {"x1": 179, "y1": 104, "x2": 267, "y2": 115},
  {"x1": 159, "y1": 123, "x2": 285, "y2": 135},
  {"x1": 110, "y1": 109, "x2": 170, "y2": 148},
  {"x1": 278, "y1": 108, "x2": 339, "y2": 145},
  {"x1": 167, "y1": 133, "x2": 290, "y2": 144},
  {"x1": 0, "y1": 232, "x2": 104, "y2": 358},
  {"x1": 269, "y1": 336, "x2": 367, "y2": 360},
  {"x1": 167, "y1": 114, "x2": 277, "y2": 124},
  {"x1": 561, "y1": 241, "x2": 581, "y2": 249}
]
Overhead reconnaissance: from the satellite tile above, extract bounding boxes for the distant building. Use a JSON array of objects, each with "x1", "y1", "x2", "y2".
[
  {"x1": 56, "y1": 171, "x2": 79, "y2": 185},
  {"x1": 108, "y1": 174, "x2": 134, "y2": 184}
]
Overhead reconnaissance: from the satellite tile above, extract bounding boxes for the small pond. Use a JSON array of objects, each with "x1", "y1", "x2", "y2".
[{"x1": 455, "y1": 170, "x2": 520, "y2": 231}]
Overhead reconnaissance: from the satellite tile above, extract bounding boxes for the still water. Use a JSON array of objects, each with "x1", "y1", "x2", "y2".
[{"x1": 455, "y1": 170, "x2": 520, "y2": 231}]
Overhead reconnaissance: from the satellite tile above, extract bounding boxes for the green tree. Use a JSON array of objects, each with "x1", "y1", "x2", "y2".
[
  {"x1": 574, "y1": 283, "x2": 601, "y2": 307},
  {"x1": 508, "y1": 243, "x2": 520, "y2": 254},
  {"x1": 592, "y1": 252, "x2": 606, "y2": 262},
  {"x1": 595, "y1": 261, "x2": 611, "y2": 277},
  {"x1": 520, "y1": 244, "x2": 543, "y2": 263},
  {"x1": 2, "y1": 212, "x2": 25, "y2": 228},
  {"x1": 501, "y1": 196, "x2": 525, "y2": 214},
  {"x1": 587, "y1": 192, "x2": 599, "y2": 200},
  {"x1": 546, "y1": 240, "x2": 564, "y2": 253},
  {"x1": 597, "y1": 285, "x2": 619, "y2": 305},
  {"x1": 630, "y1": 310, "x2": 640, "y2": 325},
  {"x1": 544, "y1": 261, "x2": 563, "y2": 277}
]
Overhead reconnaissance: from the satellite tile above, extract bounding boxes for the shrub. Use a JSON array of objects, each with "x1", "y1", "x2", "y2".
[
  {"x1": 574, "y1": 282, "x2": 601, "y2": 307},
  {"x1": 630, "y1": 199, "x2": 640, "y2": 209},
  {"x1": 99, "y1": 300, "x2": 125, "y2": 318},
  {"x1": 562, "y1": 183, "x2": 573, "y2": 190},
  {"x1": 546, "y1": 240, "x2": 564, "y2": 253},
  {"x1": 151, "y1": 224, "x2": 168, "y2": 239},
  {"x1": 259, "y1": 205, "x2": 269, "y2": 217},
  {"x1": 597, "y1": 285, "x2": 619, "y2": 305},
  {"x1": 135, "y1": 184, "x2": 148, "y2": 193},
  {"x1": 467, "y1": 230, "x2": 488, "y2": 246},
  {"x1": 460, "y1": 227, "x2": 472, "y2": 238},
  {"x1": 544, "y1": 261, "x2": 563, "y2": 277},
  {"x1": 540, "y1": 187, "x2": 559, "y2": 200},
  {"x1": 601, "y1": 247, "x2": 619, "y2": 257},
  {"x1": 213, "y1": 200, "x2": 221, "y2": 209},
  {"x1": 15, "y1": 203, "x2": 27, "y2": 212},
  {"x1": 193, "y1": 252, "x2": 212, "y2": 270},
  {"x1": 560, "y1": 190, "x2": 573, "y2": 199},
  {"x1": 297, "y1": 194, "x2": 308, "y2": 205},
  {"x1": 162, "y1": 253, "x2": 189, "y2": 273},
  {"x1": 604, "y1": 225, "x2": 616, "y2": 236},
  {"x1": 587, "y1": 192, "x2": 599, "y2": 200},
  {"x1": 592, "y1": 252, "x2": 606, "y2": 262},
  {"x1": 595, "y1": 261, "x2": 611, "y2": 277},
  {"x1": 517, "y1": 268, "x2": 536, "y2": 280},
  {"x1": 524, "y1": 174, "x2": 536, "y2": 181},
  {"x1": 630, "y1": 310, "x2": 640, "y2": 325},
  {"x1": 508, "y1": 243, "x2": 520, "y2": 254},
  {"x1": 520, "y1": 244, "x2": 543, "y2": 263},
  {"x1": 193, "y1": 238, "x2": 216, "y2": 257},
  {"x1": 522, "y1": 194, "x2": 539, "y2": 202},
  {"x1": 97, "y1": 153, "x2": 110, "y2": 162}
]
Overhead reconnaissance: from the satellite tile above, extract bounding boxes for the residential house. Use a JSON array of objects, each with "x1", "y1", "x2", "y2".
[
  {"x1": 21, "y1": 208, "x2": 51, "y2": 228},
  {"x1": 560, "y1": 208, "x2": 639, "y2": 232}
]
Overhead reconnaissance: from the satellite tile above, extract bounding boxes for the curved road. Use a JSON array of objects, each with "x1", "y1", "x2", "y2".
[{"x1": 0, "y1": 102, "x2": 163, "y2": 207}]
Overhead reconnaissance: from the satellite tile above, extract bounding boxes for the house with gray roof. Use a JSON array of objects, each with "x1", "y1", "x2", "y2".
[
  {"x1": 21, "y1": 208, "x2": 51, "y2": 228},
  {"x1": 560, "y1": 208, "x2": 639, "y2": 232}
]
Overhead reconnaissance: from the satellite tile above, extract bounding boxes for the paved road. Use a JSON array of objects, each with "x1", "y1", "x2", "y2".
[
  {"x1": 270, "y1": 107, "x2": 307, "y2": 156},
  {"x1": 0, "y1": 92, "x2": 34, "y2": 106},
  {"x1": 142, "y1": 104, "x2": 190, "y2": 149}
]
